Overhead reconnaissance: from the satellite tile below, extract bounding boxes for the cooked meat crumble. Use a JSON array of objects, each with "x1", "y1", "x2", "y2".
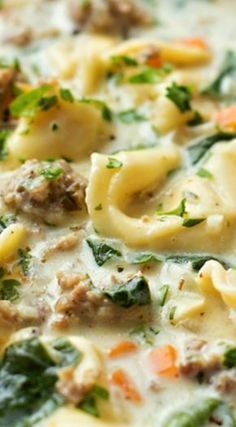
[
  {"x1": 3, "y1": 159, "x2": 87, "y2": 224},
  {"x1": 69, "y1": 0, "x2": 152, "y2": 37}
]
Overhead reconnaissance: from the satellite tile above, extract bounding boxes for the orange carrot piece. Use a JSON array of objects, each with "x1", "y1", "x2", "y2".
[
  {"x1": 146, "y1": 53, "x2": 163, "y2": 68},
  {"x1": 216, "y1": 106, "x2": 236, "y2": 130},
  {"x1": 148, "y1": 344, "x2": 179, "y2": 378},
  {"x1": 108, "y1": 341, "x2": 138, "y2": 358},
  {"x1": 178, "y1": 37, "x2": 208, "y2": 50},
  {"x1": 111, "y1": 369, "x2": 142, "y2": 403}
]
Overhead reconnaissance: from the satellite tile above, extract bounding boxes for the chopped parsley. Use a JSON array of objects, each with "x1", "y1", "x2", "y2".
[
  {"x1": 129, "y1": 325, "x2": 159, "y2": 346},
  {"x1": 17, "y1": 248, "x2": 32, "y2": 276},
  {"x1": 95, "y1": 203, "x2": 103, "y2": 211},
  {"x1": 39, "y1": 164, "x2": 63, "y2": 181},
  {"x1": 80, "y1": 98, "x2": 112, "y2": 121},
  {"x1": 117, "y1": 108, "x2": 147, "y2": 124},
  {"x1": 188, "y1": 111, "x2": 204, "y2": 127},
  {"x1": 156, "y1": 199, "x2": 186, "y2": 217},
  {"x1": 0, "y1": 214, "x2": 16, "y2": 233},
  {"x1": 129, "y1": 65, "x2": 172, "y2": 84},
  {"x1": 10, "y1": 84, "x2": 53, "y2": 117},
  {"x1": 158, "y1": 285, "x2": 169, "y2": 306},
  {"x1": 106, "y1": 157, "x2": 123, "y2": 169},
  {"x1": 182, "y1": 218, "x2": 205, "y2": 227},
  {"x1": 111, "y1": 55, "x2": 138, "y2": 67},
  {"x1": 197, "y1": 168, "x2": 212, "y2": 178},
  {"x1": 0, "y1": 279, "x2": 21, "y2": 302},
  {"x1": 166, "y1": 82, "x2": 192, "y2": 112},
  {"x1": 166, "y1": 254, "x2": 231, "y2": 272},
  {"x1": 60, "y1": 88, "x2": 74, "y2": 103},
  {"x1": 86, "y1": 238, "x2": 122, "y2": 266}
]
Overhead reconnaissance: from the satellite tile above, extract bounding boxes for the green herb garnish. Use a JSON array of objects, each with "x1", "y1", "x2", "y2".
[
  {"x1": 10, "y1": 84, "x2": 53, "y2": 117},
  {"x1": 60, "y1": 88, "x2": 74, "y2": 103},
  {"x1": 0, "y1": 279, "x2": 21, "y2": 302},
  {"x1": 106, "y1": 157, "x2": 123, "y2": 169},
  {"x1": 166, "y1": 82, "x2": 192, "y2": 112},
  {"x1": 117, "y1": 108, "x2": 147, "y2": 124},
  {"x1": 17, "y1": 248, "x2": 32, "y2": 276},
  {"x1": 156, "y1": 199, "x2": 186, "y2": 217},
  {"x1": 86, "y1": 238, "x2": 121, "y2": 266},
  {"x1": 187, "y1": 131, "x2": 236, "y2": 164}
]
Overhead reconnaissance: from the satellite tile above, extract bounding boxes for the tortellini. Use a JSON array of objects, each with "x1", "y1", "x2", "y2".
[
  {"x1": 197, "y1": 260, "x2": 236, "y2": 308},
  {"x1": 41, "y1": 407, "x2": 125, "y2": 427},
  {"x1": 87, "y1": 139, "x2": 236, "y2": 250},
  {"x1": 163, "y1": 291, "x2": 206, "y2": 325},
  {"x1": 49, "y1": 35, "x2": 116, "y2": 94},
  {"x1": 86, "y1": 145, "x2": 182, "y2": 247},
  {"x1": 8, "y1": 96, "x2": 113, "y2": 163},
  {"x1": 102, "y1": 38, "x2": 211, "y2": 68},
  {"x1": 0, "y1": 223, "x2": 26, "y2": 263}
]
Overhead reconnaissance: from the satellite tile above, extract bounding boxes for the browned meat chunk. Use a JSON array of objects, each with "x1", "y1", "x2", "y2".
[
  {"x1": 212, "y1": 369, "x2": 236, "y2": 393},
  {"x1": 69, "y1": 0, "x2": 152, "y2": 37},
  {"x1": 55, "y1": 272, "x2": 150, "y2": 326},
  {"x1": 179, "y1": 340, "x2": 221, "y2": 379},
  {"x1": 0, "y1": 66, "x2": 23, "y2": 124},
  {"x1": 3, "y1": 159, "x2": 87, "y2": 224}
]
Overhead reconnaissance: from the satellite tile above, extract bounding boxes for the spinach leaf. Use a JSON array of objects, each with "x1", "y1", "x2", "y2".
[
  {"x1": 163, "y1": 398, "x2": 222, "y2": 427},
  {"x1": 187, "y1": 131, "x2": 236, "y2": 164},
  {"x1": 203, "y1": 50, "x2": 236, "y2": 99},
  {"x1": 51, "y1": 337, "x2": 81, "y2": 367},
  {"x1": 128, "y1": 252, "x2": 161, "y2": 264},
  {"x1": 166, "y1": 82, "x2": 192, "y2": 112},
  {"x1": 0, "y1": 337, "x2": 81, "y2": 426},
  {"x1": 0, "y1": 279, "x2": 21, "y2": 302},
  {"x1": 166, "y1": 254, "x2": 231, "y2": 271},
  {"x1": 79, "y1": 385, "x2": 109, "y2": 418},
  {"x1": 86, "y1": 238, "x2": 122, "y2": 266},
  {"x1": 104, "y1": 275, "x2": 151, "y2": 308},
  {"x1": 0, "y1": 338, "x2": 62, "y2": 427}
]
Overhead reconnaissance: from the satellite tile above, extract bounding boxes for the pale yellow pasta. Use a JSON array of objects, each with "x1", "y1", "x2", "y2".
[
  {"x1": 49, "y1": 35, "x2": 116, "y2": 94},
  {"x1": 86, "y1": 145, "x2": 182, "y2": 247},
  {"x1": 102, "y1": 38, "x2": 211, "y2": 68},
  {"x1": 0, "y1": 223, "x2": 27, "y2": 263},
  {"x1": 40, "y1": 407, "x2": 126, "y2": 427},
  {"x1": 197, "y1": 260, "x2": 236, "y2": 308},
  {"x1": 8, "y1": 98, "x2": 112, "y2": 163},
  {"x1": 164, "y1": 292, "x2": 206, "y2": 325}
]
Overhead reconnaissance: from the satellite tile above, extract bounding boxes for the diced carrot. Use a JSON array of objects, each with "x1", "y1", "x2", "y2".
[
  {"x1": 110, "y1": 369, "x2": 142, "y2": 403},
  {"x1": 148, "y1": 344, "x2": 179, "y2": 378},
  {"x1": 216, "y1": 106, "x2": 236, "y2": 130},
  {"x1": 178, "y1": 37, "x2": 208, "y2": 50},
  {"x1": 108, "y1": 341, "x2": 138, "y2": 358},
  {"x1": 146, "y1": 53, "x2": 163, "y2": 68}
]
